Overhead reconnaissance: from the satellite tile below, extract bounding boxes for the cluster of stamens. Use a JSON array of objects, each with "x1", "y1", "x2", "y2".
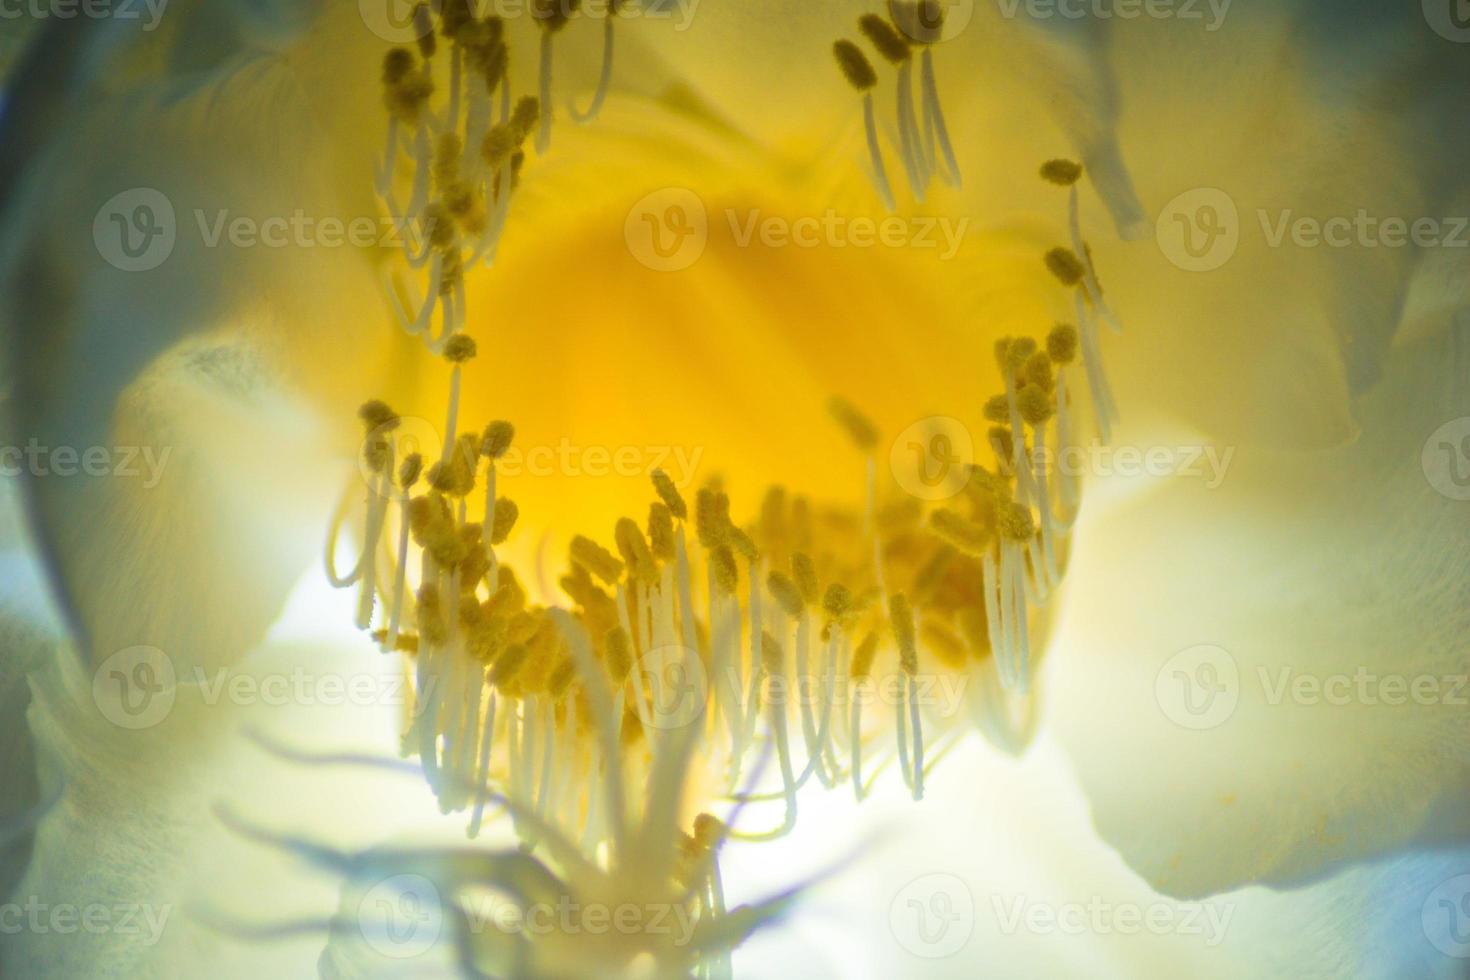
[
  {"x1": 315, "y1": 31, "x2": 1129, "y2": 969},
  {"x1": 834, "y1": 1, "x2": 960, "y2": 211},
  {"x1": 376, "y1": 0, "x2": 630, "y2": 357}
]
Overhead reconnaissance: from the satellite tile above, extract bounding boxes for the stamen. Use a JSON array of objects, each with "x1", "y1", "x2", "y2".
[
  {"x1": 569, "y1": 1, "x2": 622, "y2": 123},
  {"x1": 889, "y1": 593, "x2": 923, "y2": 799},
  {"x1": 858, "y1": 15, "x2": 926, "y2": 202},
  {"x1": 834, "y1": 40, "x2": 895, "y2": 212}
]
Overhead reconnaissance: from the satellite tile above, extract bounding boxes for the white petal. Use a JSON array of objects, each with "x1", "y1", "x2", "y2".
[{"x1": 1048, "y1": 316, "x2": 1470, "y2": 898}]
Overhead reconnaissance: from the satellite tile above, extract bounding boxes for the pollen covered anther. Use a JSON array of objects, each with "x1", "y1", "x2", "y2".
[
  {"x1": 1040, "y1": 158, "x2": 1084, "y2": 186},
  {"x1": 834, "y1": 39, "x2": 896, "y2": 212}
]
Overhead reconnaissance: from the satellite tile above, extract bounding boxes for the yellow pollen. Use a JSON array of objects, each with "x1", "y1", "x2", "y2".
[
  {"x1": 695, "y1": 488, "x2": 730, "y2": 548},
  {"x1": 760, "y1": 629, "x2": 784, "y2": 675},
  {"x1": 1005, "y1": 337, "x2": 1038, "y2": 377},
  {"x1": 791, "y1": 553, "x2": 819, "y2": 607},
  {"x1": 850, "y1": 631, "x2": 879, "y2": 679},
  {"x1": 570, "y1": 535, "x2": 624, "y2": 586},
  {"x1": 1047, "y1": 323, "x2": 1079, "y2": 365},
  {"x1": 890, "y1": 593, "x2": 918, "y2": 676},
  {"x1": 647, "y1": 503, "x2": 675, "y2": 562},
  {"x1": 382, "y1": 48, "x2": 415, "y2": 86},
  {"x1": 858, "y1": 14, "x2": 911, "y2": 64},
  {"x1": 481, "y1": 420, "x2": 515, "y2": 459},
  {"x1": 614, "y1": 517, "x2": 658, "y2": 586},
  {"x1": 443, "y1": 334, "x2": 478, "y2": 364},
  {"x1": 1018, "y1": 385, "x2": 1055, "y2": 427},
  {"x1": 417, "y1": 583, "x2": 446, "y2": 645},
  {"x1": 727, "y1": 525, "x2": 760, "y2": 563},
  {"x1": 711, "y1": 545, "x2": 739, "y2": 594},
  {"x1": 359, "y1": 399, "x2": 399, "y2": 432},
  {"x1": 650, "y1": 470, "x2": 688, "y2": 521},
  {"x1": 929, "y1": 509, "x2": 992, "y2": 555},
  {"x1": 766, "y1": 571, "x2": 805, "y2": 618},
  {"x1": 1040, "y1": 159, "x2": 1084, "y2": 186},
  {"x1": 833, "y1": 39, "x2": 878, "y2": 92},
  {"x1": 399, "y1": 452, "x2": 423, "y2": 489},
  {"x1": 1024, "y1": 351, "x2": 1055, "y2": 392},
  {"x1": 605, "y1": 626, "x2": 633, "y2": 682},
  {"x1": 490, "y1": 497, "x2": 519, "y2": 545},
  {"x1": 823, "y1": 583, "x2": 854, "y2": 624},
  {"x1": 1044, "y1": 247, "x2": 1086, "y2": 288},
  {"x1": 489, "y1": 643, "x2": 530, "y2": 690},
  {"x1": 999, "y1": 502, "x2": 1036, "y2": 542},
  {"x1": 983, "y1": 395, "x2": 1009, "y2": 424}
]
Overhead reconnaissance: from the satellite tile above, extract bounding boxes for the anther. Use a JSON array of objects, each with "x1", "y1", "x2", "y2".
[
  {"x1": 570, "y1": 535, "x2": 624, "y2": 586},
  {"x1": 651, "y1": 470, "x2": 688, "y2": 521},
  {"x1": 1040, "y1": 159, "x2": 1083, "y2": 186}
]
